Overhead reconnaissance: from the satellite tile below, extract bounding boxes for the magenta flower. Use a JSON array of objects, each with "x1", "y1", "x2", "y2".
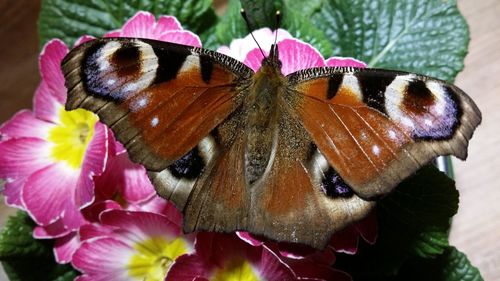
[
  {"x1": 73, "y1": 210, "x2": 194, "y2": 281},
  {"x1": 0, "y1": 39, "x2": 108, "y2": 232},
  {"x1": 104, "y1": 11, "x2": 201, "y2": 47},
  {"x1": 166, "y1": 233, "x2": 297, "y2": 281}
]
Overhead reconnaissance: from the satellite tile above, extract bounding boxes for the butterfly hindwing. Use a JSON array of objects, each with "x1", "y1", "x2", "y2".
[{"x1": 287, "y1": 67, "x2": 481, "y2": 199}]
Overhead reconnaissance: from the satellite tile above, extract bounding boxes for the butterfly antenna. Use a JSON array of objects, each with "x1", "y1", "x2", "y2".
[
  {"x1": 240, "y1": 9, "x2": 268, "y2": 62},
  {"x1": 274, "y1": 10, "x2": 281, "y2": 46}
]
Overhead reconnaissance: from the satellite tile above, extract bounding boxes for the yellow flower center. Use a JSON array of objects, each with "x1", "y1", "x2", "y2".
[
  {"x1": 47, "y1": 107, "x2": 98, "y2": 169},
  {"x1": 211, "y1": 258, "x2": 260, "y2": 281},
  {"x1": 127, "y1": 236, "x2": 189, "y2": 281}
]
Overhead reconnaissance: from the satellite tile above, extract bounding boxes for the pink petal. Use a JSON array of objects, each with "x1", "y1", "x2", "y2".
[
  {"x1": 33, "y1": 219, "x2": 71, "y2": 239},
  {"x1": 79, "y1": 223, "x2": 115, "y2": 241},
  {"x1": 257, "y1": 246, "x2": 297, "y2": 280},
  {"x1": 157, "y1": 30, "x2": 202, "y2": 47},
  {"x1": 103, "y1": 30, "x2": 121, "y2": 37},
  {"x1": 236, "y1": 231, "x2": 263, "y2": 247},
  {"x1": 39, "y1": 39, "x2": 68, "y2": 104},
  {"x1": 22, "y1": 162, "x2": 79, "y2": 225},
  {"x1": 326, "y1": 57, "x2": 367, "y2": 68},
  {"x1": 117, "y1": 11, "x2": 157, "y2": 38},
  {"x1": 33, "y1": 80, "x2": 62, "y2": 123},
  {"x1": 329, "y1": 226, "x2": 359, "y2": 254},
  {"x1": 74, "y1": 35, "x2": 95, "y2": 46},
  {"x1": 278, "y1": 38, "x2": 326, "y2": 75},
  {"x1": 156, "y1": 15, "x2": 183, "y2": 31},
  {"x1": 243, "y1": 48, "x2": 268, "y2": 72},
  {"x1": 76, "y1": 122, "x2": 108, "y2": 207},
  {"x1": 54, "y1": 232, "x2": 81, "y2": 264},
  {"x1": 99, "y1": 210, "x2": 181, "y2": 242},
  {"x1": 82, "y1": 200, "x2": 122, "y2": 223},
  {"x1": 2, "y1": 180, "x2": 24, "y2": 208},
  {"x1": 72, "y1": 237, "x2": 133, "y2": 281},
  {"x1": 0, "y1": 110, "x2": 53, "y2": 140},
  {"x1": 131, "y1": 196, "x2": 182, "y2": 226},
  {"x1": 0, "y1": 138, "x2": 51, "y2": 179},
  {"x1": 165, "y1": 254, "x2": 209, "y2": 281},
  {"x1": 96, "y1": 152, "x2": 154, "y2": 204}
]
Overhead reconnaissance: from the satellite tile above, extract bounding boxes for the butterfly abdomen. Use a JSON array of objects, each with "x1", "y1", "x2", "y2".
[{"x1": 244, "y1": 63, "x2": 288, "y2": 184}]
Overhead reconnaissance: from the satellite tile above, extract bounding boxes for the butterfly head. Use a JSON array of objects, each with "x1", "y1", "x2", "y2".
[{"x1": 261, "y1": 43, "x2": 282, "y2": 72}]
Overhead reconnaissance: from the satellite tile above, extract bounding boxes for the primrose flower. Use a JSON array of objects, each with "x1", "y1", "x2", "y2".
[
  {"x1": 72, "y1": 210, "x2": 194, "y2": 281},
  {"x1": 0, "y1": 39, "x2": 108, "y2": 232},
  {"x1": 219, "y1": 28, "x2": 376, "y2": 255},
  {"x1": 166, "y1": 233, "x2": 297, "y2": 281}
]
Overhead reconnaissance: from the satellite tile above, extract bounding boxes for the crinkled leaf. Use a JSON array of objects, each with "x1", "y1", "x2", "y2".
[
  {"x1": 335, "y1": 165, "x2": 459, "y2": 276},
  {"x1": 0, "y1": 212, "x2": 47, "y2": 258},
  {"x1": 240, "y1": 0, "x2": 282, "y2": 30},
  {"x1": 312, "y1": 0, "x2": 469, "y2": 81},
  {"x1": 38, "y1": 0, "x2": 217, "y2": 47},
  {"x1": 215, "y1": 0, "x2": 332, "y2": 56},
  {"x1": 0, "y1": 212, "x2": 78, "y2": 281},
  {"x1": 393, "y1": 247, "x2": 484, "y2": 281}
]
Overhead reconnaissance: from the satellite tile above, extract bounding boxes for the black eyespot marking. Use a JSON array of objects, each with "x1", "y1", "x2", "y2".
[
  {"x1": 111, "y1": 44, "x2": 141, "y2": 77},
  {"x1": 327, "y1": 74, "x2": 343, "y2": 99},
  {"x1": 403, "y1": 79, "x2": 435, "y2": 115},
  {"x1": 168, "y1": 147, "x2": 205, "y2": 180},
  {"x1": 199, "y1": 54, "x2": 214, "y2": 84},
  {"x1": 153, "y1": 46, "x2": 190, "y2": 84},
  {"x1": 321, "y1": 167, "x2": 353, "y2": 198},
  {"x1": 356, "y1": 72, "x2": 396, "y2": 114}
]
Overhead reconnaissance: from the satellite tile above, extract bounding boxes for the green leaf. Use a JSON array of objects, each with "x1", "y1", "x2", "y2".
[
  {"x1": 0, "y1": 212, "x2": 47, "y2": 258},
  {"x1": 312, "y1": 0, "x2": 469, "y2": 81},
  {"x1": 394, "y1": 247, "x2": 484, "y2": 281},
  {"x1": 215, "y1": 0, "x2": 247, "y2": 46},
  {"x1": 335, "y1": 165, "x2": 459, "y2": 276},
  {"x1": 240, "y1": 0, "x2": 282, "y2": 30},
  {"x1": 0, "y1": 212, "x2": 79, "y2": 281},
  {"x1": 38, "y1": 0, "x2": 217, "y2": 47}
]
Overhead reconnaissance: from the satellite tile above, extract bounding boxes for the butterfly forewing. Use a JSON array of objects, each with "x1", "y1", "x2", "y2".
[
  {"x1": 63, "y1": 38, "x2": 253, "y2": 172},
  {"x1": 287, "y1": 67, "x2": 481, "y2": 199}
]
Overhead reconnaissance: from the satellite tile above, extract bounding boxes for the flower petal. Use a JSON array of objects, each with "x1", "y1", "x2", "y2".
[
  {"x1": 72, "y1": 237, "x2": 133, "y2": 281},
  {"x1": 95, "y1": 151, "x2": 154, "y2": 204},
  {"x1": 99, "y1": 210, "x2": 182, "y2": 243},
  {"x1": 242, "y1": 48, "x2": 268, "y2": 72},
  {"x1": 54, "y1": 232, "x2": 81, "y2": 264},
  {"x1": 278, "y1": 38, "x2": 326, "y2": 75},
  {"x1": 22, "y1": 162, "x2": 79, "y2": 225},
  {"x1": 156, "y1": 15, "x2": 183, "y2": 31},
  {"x1": 33, "y1": 80, "x2": 62, "y2": 123},
  {"x1": 0, "y1": 110, "x2": 53, "y2": 140},
  {"x1": 74, "y1": 35, "x2": 95, "y2": 46},
  {"x1": 326, "y1": 57, "x2": 367, "y2": 68},
  {"x1": 157, "y1": 30, "x2": 202, "y2": 47},
  {"x1": 113, "y1": 11, "x2": 157, "y2": 39},
  {"x1": 79, "y1": 223, "x2": 115, "y2": 241},
  {"x1": 2, "y1": 180, "x2": 24, "y2": 208},
  {"x1": 33, "y1": 218, "x2": 71, "y2": 239},
  {"x1": 0, "y1": 138, "x2": 51, "y2": 179},
  {"x1": 76, "y1": 122, "x2": 108, "y2": 207},
  {"x1": 39, "y1": 39, "x2": 68, "y2": 105}
]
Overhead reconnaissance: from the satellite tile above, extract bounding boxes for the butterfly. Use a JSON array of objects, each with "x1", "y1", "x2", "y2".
[{"x1": 61, "y1": 32, "x2": 481, "y2": 249}]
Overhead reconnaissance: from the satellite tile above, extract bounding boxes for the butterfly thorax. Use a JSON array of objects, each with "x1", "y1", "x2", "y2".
[{"x1": 244, "y1": 55, "x2": 286, "y2": 185}]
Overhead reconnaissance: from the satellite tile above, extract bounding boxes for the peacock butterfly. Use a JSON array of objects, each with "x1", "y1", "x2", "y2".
[{"x1": 60, "y1": 17, "x2": 481, "y2": 248}]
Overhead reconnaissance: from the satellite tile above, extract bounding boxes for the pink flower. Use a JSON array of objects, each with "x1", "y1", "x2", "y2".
[
  {"x1": 0, "y1": 39, "x2": 108, "y2": 233},
  {"x1": 104, "y1": 11, "x2": 201, "y2": 47},
  {"x1": 166, "y1": 233, "x2": 297, "y2": 281},
  {"x1": 72, "y1": 210, "x2": 194, "y2": 281},
  {"x1": 218, "y1": 27, "x2": 366, "y2": 75}
]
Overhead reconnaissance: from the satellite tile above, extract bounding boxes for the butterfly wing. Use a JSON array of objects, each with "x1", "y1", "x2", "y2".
[
  {"x1": 287, "y1": 67, "x2": 481, "y2": 199},
  {"x1": 62, "y1": 37, "x2": 253, "y2": 209}
]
